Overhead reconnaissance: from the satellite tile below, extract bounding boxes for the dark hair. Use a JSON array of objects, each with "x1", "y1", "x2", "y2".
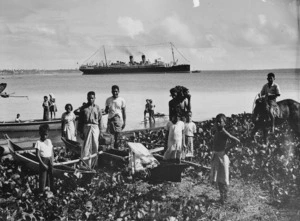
[
  {"x1": 65, "y1": 103, "x2": 73, "y2": 111},
  {"x1": 267, "y1": 72, "x2": 275, "y2": 78},
  {"x1": 112, "y1": 85, "x2": 119, "y2": 91},
  {"x1": 44, "y1": 96, "x2": 48, "y2": 99},
  {"x1": 216, "y1": 113, "x2": 226, "y2": 123},
  {"x1": 87, "y1": 91, "x2": 95, "y2": 97},
  {"x1": 170, "y1": 88, "x2": 177, "y2": 94},
  {"x1": 39, "y1": 124, "x2": 50, "y2": 134}
]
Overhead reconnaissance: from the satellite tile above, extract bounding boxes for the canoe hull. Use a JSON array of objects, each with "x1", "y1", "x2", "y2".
[{"x1": 0, "y1": 119, "x2": 61, "y2": 132}]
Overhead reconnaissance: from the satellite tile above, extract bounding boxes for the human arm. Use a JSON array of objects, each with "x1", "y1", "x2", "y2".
[
  {"x1": 77, "y1": 109, "x2": 84, "y2": 140},
  {"x1": 36, "y1": 149, "x2": 48, "y2": 170},
  {"x1": 223, "y1": 129, "x2": 240, "y2": 152},
  {"x1": 61, "y1": 113, "x2": 65, "y2": 137},
  {"x1": 122, "y1": 107, "x2": 126, "y2": 129}
]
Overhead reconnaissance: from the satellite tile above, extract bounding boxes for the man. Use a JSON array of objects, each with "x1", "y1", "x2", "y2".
[
  {"x1": 105, "y1": 85, "x2": 126, "y2": 149},
  {"x1": 78, "y1": 91, "x2": 103, "y2": 168},
  {"x1": 259, "y1": 72, "x2": 281, "y2": 132},
  {"x1": 169, "y1": 86, "x2": 190, "y2": 122}
]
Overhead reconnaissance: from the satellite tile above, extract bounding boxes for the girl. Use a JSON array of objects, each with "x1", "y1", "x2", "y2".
[
  {"x1": 35, "y1": 124, "x2": 54, "y2": 193},
  {"x1": 163, "y1": 114, "x2": 186, "y2": 161},
  {"x1": 61, "y1": 103, "x2": 77, "y2": 141},
  {"x1": 211, "y1": 113, "x2": 240, "y2": 204}
]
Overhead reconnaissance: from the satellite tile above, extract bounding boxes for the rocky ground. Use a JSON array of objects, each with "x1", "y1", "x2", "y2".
[{"x1": 1, "y1": 113, "x2": 300, "y2": 220}]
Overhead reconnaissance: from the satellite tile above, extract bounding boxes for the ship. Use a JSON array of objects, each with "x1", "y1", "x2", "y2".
[{"x1": 79, "y1": 43, "x2": 190, "y2": 75}]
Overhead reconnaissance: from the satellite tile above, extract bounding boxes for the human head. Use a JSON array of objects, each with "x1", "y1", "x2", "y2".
[
  {"x1": 187, "y1": 111, "x2": 192, "y2": 122},
  {"x1": 215, "y1": 113, "x2": 226, "y2": 130},
  {"x1": 85, "y1": 201, "x2": 93, "y2": 212},
  {"x1": 111, "y1": 85, "x2": 119, "y2": 98},
  {"x1": 16, "y1": 113, "x2": 20, "y2": 118},
  {"x1": 149, "y1": 99, "x2": 152, "y2": 104},
  {"x1": 65, "y1": 103, "x2": 73, "y2": 113},
  {"x1": 39, "y1": 124, "x2": 50, "y2": 141},
  {"x1": 87, "y1": 91, "x2": 95, "y2": 105},
  {"x1": 267, "y1": 73, "x2": 275, "y2": 84},
  {"x1": 171, "y1": 114, "x2": 180, "y2": 124},
  {"x1": 44, "y1": 96, "x2": 48, "y2": 101},
  {"x1": 170, "y1": 88, "x2": 177, "y2": 98}
]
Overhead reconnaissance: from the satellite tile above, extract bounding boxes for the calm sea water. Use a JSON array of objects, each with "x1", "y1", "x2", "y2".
[{"x1": 0, "y1": 69, "x2": 299, "y2": 144}]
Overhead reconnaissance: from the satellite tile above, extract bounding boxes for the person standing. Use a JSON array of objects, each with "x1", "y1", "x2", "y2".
[
  {"x1": 184, "y1": 111, "x2": 197, "y2": 159},
  {"x1": 78, "y1": 91, "x2": 103, "y2": 168},
  {"x1": 61, "y1": 103, "x2": 77, "y2": 141},
  {"x1": 105, "y1": 85, "x2": 126, "y2": 149},
  {"x1": 210, "y1": 113, "x2": 240, "y2": 204},
  {"x1": 42, "y1": 96, "x2": 50, "y2": 121},
  {"x1": 35, "y1": 124, "x2": 54, "y2": 193},
  {"x1": 49, "y1": 93, "x2": 57, "y2": 119},
  {"x1": 163, "y1": 114, "x2": 186, "y2": 162}
]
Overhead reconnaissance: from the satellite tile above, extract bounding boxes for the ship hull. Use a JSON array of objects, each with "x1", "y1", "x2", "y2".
[{"x1": 80, "y1": 64, "x2": 190, "y2": 75}]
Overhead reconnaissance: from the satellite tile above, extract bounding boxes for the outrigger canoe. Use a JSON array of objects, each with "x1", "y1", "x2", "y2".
[
  {"x1": 62, "y1": 137, "x2": 189, "y2": 182},
  {"x1": 0, "y1": 118, "x2": 61, "y2": 132},
  {"x1": 6, "y1": 138, "x2": 96, "y2": 180}
]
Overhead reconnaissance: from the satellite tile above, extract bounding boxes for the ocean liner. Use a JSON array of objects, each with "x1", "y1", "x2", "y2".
[{"x1": 79, "y1": 43, "x2": 190, "y2": 75}]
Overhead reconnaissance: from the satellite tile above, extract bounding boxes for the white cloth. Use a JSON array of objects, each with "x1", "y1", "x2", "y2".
[
  {"x1": 34, "y1": 139, "x2": 53, "y2": 158},
  {"x1": 210, "y1": 151, "x2": 230, "y2": 185},
  {"x1": 61, "y1": 112, "x2": 77, "y2": 141},
  {"x1": 82, "y1": 124, "x2": 99, "y2": 168},
  {"x1": 163, "y1": 120, "x2": 185, "y2": 160},
  {"x1": 105, "y1": 96, "x2": 126, "y2": 120},
  {"x1": 260, "y1": 83, "x2": 281, "y2": 97},
  {"x1": 184, "y1": 122, "x2": 196, "y2": 137}
]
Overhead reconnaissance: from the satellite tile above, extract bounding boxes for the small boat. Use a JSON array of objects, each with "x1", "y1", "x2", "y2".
[
  {"x1": 0, "y1": 118, "x2": 61, "y2": 132},
  {"x1": 6, "y1": 138, "x2": 96, "y2": 180}
]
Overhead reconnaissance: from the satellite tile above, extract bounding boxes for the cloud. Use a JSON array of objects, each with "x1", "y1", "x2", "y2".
[
  {"x1": 243, "y1": 27, "x2": 268, "y2": 45},
  {"x1": 117, "y1": 17, "x2": 144, "y2": 38},
  {"x1": 258, "y1": 14, "x2": 267, "y2": 26},
  {"x1": 161, "y1": 15, "x2": 196, "y2": 46},
  {"x1": 193, "y1": 0, "x2": 200, "y2": 8}
]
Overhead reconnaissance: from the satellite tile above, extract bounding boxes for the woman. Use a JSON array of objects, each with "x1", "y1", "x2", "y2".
[{"x1": 61, "y1": 103, "x2": 77, "y2": 141}]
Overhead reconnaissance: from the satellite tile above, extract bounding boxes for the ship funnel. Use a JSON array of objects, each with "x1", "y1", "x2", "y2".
[
  {"x1": 129, "y1": 55, "x2": 134, "y2": 65},
  {"x1": 141, "y1": 55, "x2": 146, "y2": 64}
]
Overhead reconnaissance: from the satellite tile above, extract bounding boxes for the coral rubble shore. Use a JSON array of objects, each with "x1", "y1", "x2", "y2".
[{"x1": 1, "y1": 112, "x2": 300, "y2": 220}]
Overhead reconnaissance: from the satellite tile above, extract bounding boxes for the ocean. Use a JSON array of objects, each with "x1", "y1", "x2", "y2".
[{"x1": 0, "y1": 69, "x2": 299, "y2": 144}]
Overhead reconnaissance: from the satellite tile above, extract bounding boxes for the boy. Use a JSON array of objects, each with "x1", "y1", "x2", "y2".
[
  {"x1": 15, "y1": 113, "x2": 21, "y2": 123},
  {"x1": 42, "y1": 96, "x2": 50, "y2": 121},
  {"x1": 211, "y1": 114, "x2": 240, "y2": 204},
  {"x1": 35, "y1": 124, "x2": 54, "y2": 193},
  {"x1": 184, "y1": 111, "x2": 197, "y2": 159}
]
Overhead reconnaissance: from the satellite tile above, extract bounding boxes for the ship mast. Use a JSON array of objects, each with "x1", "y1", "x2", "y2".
[
  {"x1": 170, "y1": 42, "x2": 175, "y2": 65},
  {"x1": 103, "y1": 46, "x2": 108, "y2": 67}
]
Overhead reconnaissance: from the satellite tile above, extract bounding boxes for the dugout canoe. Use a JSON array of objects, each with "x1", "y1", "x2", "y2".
[
  {"x1": 6, "y1": 138, "x2": 96, "y2": 180},
  {"x1": 0, "y1": 118, "x2": 61, "y2": 132}
]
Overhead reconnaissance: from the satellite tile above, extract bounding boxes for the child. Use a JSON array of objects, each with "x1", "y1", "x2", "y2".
[
  {"x1": 81, "y1": 201, "x2": 97, "y2": 220},
  {"x1": 148, "y1": 99, "x2": 155, "y2": 123},
  {"x1": 42, "y1": 96, "x2": 50, "y2": 121},
  {"x1": 15, "y1": 113, "x2": 21, "y2": 123},
  {"x1": 163, "y1": 114, "x2": 186, "y2": 162},
  {"x1": 61, "y1": 103, "x2": 77, "y2": 141},
  {"x1": 184, "y1": 111, "x2": 197, "y2": 159},
  {"x1": 35, "y1": 124, "x2": 54, "y2": 193},
  {"x1": 211, "y1": 113, "x2": 240, "y2": 204},
  {"x1": 49, "y1": 93, "x2": 58, "y2": 119}
]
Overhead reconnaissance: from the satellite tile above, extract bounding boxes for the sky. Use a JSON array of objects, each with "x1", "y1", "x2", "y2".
[{"x1": 0, "y1": 0, "x2": 299, "y2": 70}]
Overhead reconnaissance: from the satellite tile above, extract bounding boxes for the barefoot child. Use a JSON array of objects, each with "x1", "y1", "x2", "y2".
[
  {"x1": 35, "y1": 124, "x2": 54, "y2": 193},
  {"x1": 163, "y1": 114, "x2": 186, "y2": 162},
  {"x1": 184, "y1": 111, "x2": 197, "y2": 159},
  {"x1": 211, "y1": 113, "x2": 240, "y2": 204},
  {"x1": 42, "y1": 96, "x2": 50, "y2": 121}
]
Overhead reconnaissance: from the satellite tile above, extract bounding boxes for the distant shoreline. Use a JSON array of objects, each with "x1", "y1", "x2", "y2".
[{"x1": 0, "y1": 68, "x2": 299, "y2": 75}]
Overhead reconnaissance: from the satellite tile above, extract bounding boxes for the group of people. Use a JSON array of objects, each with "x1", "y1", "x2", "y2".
[
  {"x1": 35, "y1": 73, "x2": 281, "y2": 205},
  {"x1": 163, "y1": 73, "x2": 281, "y2": 204},
  {"x1": 42, "y1": 93, "x2": 57, "y2": 121}
]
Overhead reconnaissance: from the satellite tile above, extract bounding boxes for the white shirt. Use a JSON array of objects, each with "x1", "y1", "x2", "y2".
[
  {"x1": 184, "y1": 122, "x2": 197, "y2": 137},
  {"x1": 261, "y1": 83, "x2": 281, "y2": 97},
  {"x1": 105, "y1": 96, "x2": 126, "y2": 120},
  {"x1": 34, "y1": 139, "x2": 53, "y2": 158}
]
